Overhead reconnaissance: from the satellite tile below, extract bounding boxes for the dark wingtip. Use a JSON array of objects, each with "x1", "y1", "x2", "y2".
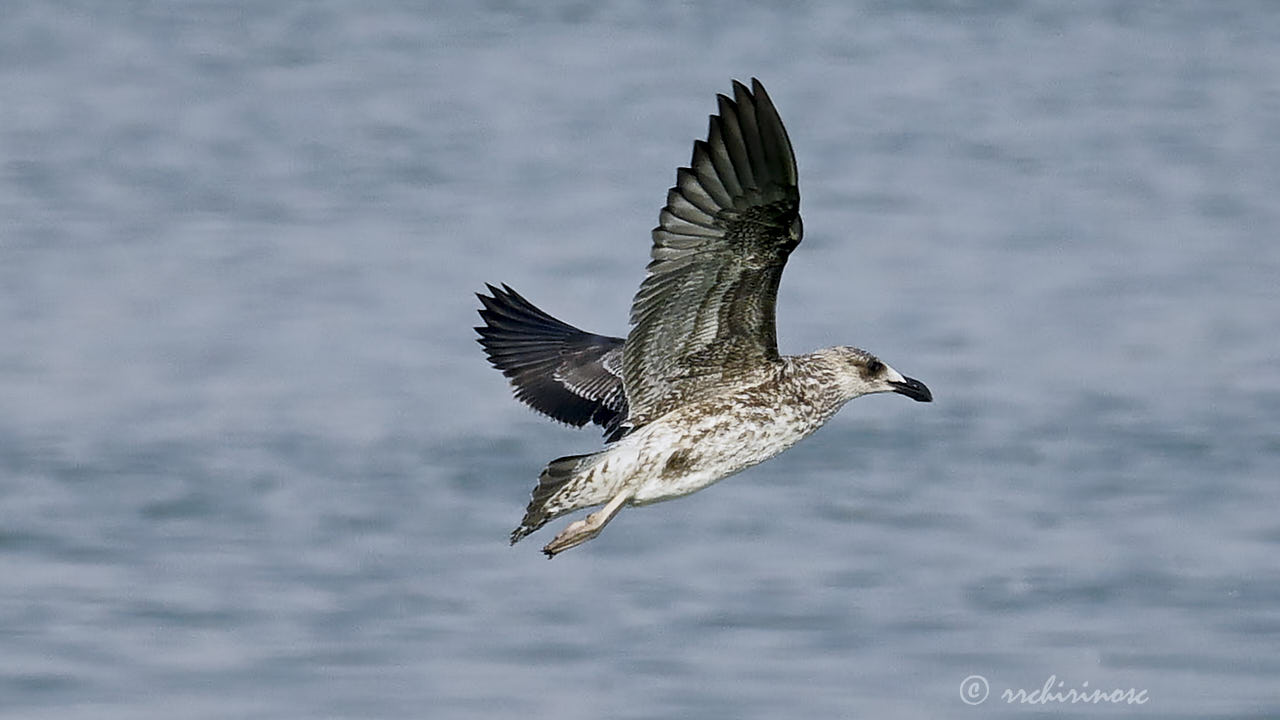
[{"x1": 750, "y1": 77, "x2": 770, "y2": 103}]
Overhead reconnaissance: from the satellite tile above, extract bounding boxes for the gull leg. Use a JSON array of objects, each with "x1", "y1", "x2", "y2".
[{"x1": 542, "y1": 490, "x2": 632, "y2": 558}]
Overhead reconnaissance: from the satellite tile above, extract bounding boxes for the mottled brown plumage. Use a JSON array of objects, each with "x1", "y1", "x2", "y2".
[
  {"x1": 476, "y1": 79, "x2": 932, "y2": 557},
  {"x1": 625, "y1": 80, "x2": 802, "y2": 427}
]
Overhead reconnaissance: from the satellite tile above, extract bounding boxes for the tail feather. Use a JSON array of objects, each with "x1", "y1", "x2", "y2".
[{"x1": 510, "y1": 452, "x2": 601, "y2": 544}]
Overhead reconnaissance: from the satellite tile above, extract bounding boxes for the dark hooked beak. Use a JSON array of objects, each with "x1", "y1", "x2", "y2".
[{"x1": 889, "y1": 376, "x2": 932, "y2": 402}]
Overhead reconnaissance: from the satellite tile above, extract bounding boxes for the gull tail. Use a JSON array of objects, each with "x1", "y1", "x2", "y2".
[{"x1": 510, "y1": 451, "x2": 608, "y2": 544}]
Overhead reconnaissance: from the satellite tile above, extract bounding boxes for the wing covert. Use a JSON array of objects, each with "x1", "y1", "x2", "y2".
[{"x1": 622, "y1": 79, "x2": 802, "y2": 425}]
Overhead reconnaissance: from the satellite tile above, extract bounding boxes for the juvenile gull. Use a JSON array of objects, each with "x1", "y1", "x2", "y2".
[{"x1": 476, "y1": 79, "x2": 932, "y2": 557}]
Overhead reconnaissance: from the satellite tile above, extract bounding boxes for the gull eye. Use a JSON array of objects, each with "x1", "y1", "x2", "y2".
[{"x1": 864, "y1": 359, "x2": 884, "y2": 376}]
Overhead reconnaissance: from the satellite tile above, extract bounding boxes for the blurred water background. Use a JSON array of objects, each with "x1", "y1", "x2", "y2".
[{"x1": 2, "y1": 1, "x2": 1279, "y2": 718}]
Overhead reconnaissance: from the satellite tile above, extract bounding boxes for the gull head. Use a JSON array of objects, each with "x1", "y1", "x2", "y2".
[{"x1": 819, "y1": 346, "x2": 933, "y2": 403}]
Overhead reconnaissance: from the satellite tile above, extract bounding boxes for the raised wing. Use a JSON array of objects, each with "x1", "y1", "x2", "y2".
[
  {"x1": 623, "y1": 78, "x2": 802, "y2": 425},
  {"x1": 476, "y1": 284, "x2": 629, "y2": 441}
]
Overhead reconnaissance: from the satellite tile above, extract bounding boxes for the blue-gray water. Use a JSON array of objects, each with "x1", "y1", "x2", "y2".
[{"x1": 3, "y1": 2, "x2": 1279, "y2": 718}]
